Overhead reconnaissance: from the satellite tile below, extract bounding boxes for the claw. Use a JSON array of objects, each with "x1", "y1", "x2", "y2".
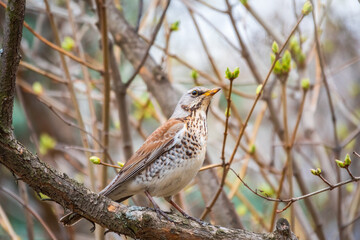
[
  {"x1": 155, "y1": 208, "x2": 175, "y2": 223},
  {"x1": 182, "y1": 212, "x2": 205, "y2": 225},
  {"x1": 145, "y1": 191, "x2": 175, "y2": 223},
  {"x1": 165, "y1": 197, "x2": 206, "y2": 225}
]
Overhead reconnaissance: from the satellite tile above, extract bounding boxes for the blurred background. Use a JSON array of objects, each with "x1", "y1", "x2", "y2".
[{"x1": 0, "y1": 0, "x2": 360, "y2": 239}]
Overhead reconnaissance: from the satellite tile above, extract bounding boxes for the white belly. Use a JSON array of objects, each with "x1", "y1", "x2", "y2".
[{"x1": 147, "y1": 149, "x2": 206, "y2": 197}]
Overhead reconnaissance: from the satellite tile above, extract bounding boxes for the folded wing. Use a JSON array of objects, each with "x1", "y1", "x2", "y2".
[{"x1": 100, "y1": 118, "x2": 185, "y2": 197}]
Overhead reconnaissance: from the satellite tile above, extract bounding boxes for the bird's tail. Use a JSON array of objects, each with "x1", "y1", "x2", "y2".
[{"x1": 60, "y1": 212, "x2": 83, "y2": 226}]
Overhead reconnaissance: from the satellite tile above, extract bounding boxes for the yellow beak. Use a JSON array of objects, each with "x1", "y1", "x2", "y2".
[{"x1": 204, "y1": 87, "x2": 221, "y2": 96}]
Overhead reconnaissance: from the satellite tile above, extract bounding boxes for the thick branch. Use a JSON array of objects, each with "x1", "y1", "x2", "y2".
[
  {"x1": 0, "y1": 132, "x2": 296, "y2": 239},
  {"x1": 0, "y1": 0, "x2": 26, "y2": 131}
]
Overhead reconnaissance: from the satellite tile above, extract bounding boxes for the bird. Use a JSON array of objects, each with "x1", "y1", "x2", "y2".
[{"x1": 60, "y1": 86, "x2": 221, "y2": 226}]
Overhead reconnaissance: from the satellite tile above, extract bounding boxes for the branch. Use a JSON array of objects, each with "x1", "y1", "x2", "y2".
[
  {"x1": 124, "y1": 0, "x2": 171, "y2": 88},
  {"x1": 0, "y1": 0, "x2": 26, "y2": 131},
  {"x1": 106, "y1": 0, "x2": 180, "y2": 118},
  {"x1": 0, "y1": 133, "x2": 297, "y2": 239},
  {"x1": 229, "y1": 168, "x2": 360, "y2": 213}
]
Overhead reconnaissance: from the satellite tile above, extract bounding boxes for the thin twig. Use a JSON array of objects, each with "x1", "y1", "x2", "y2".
[
  {"x1": 110, "y1": 46, "x2": 134, "y2": 160},
  {"x1": 38, "y1": 99, "x2": 114, "y2": 164},
  {"x1": 318, "y1": 174, "x2": 334, "y2": 188},
  {"x1": 0, "y1": 1, "x2": 102, "y2": 72},
  {"x1": 289, "y1": 89, "x2": 308, "y2": 147},
  {"x1": 188, "y1": 7, "x2": 222, "y2": 82},
  {"x1": 19, "y1": 61, "x2": 67, "y2": 84},
  {"x1": 43, "y1": 0, "x2": 96, "y2": 190},
  {"x1": 0, "y1": 187, "x2": 58, "y2": 240},
  {"x1": 95, "y1": 0, "x2": 111, "y2": 199},
  {"x1": 194, "y1": 0, "x2": 227, "y2": 14},
  {"x1": 309, "y1": 1, "x2": 342, "y2": 238},
  {"x1": 125, "y1": 0, "x2": 171, "y2": 88},
  {"x1": 200, "y1": 12, "x2": 306, "y2": 220},
  {"x1": 242, "y1": 1, "x2": 284, "y2": 44},
  {"x1": 199, "y1": 163, "x2": 224, "y2": 172},
  {"x1": 135, "y1": 0, "x2": 144, "y2": 32},
  {"x1": 65, "y1": 0, "x2": 100, "y2": 164},
  {"x1": 229, "y1": 168, "x2": 360, "y2": 212}
]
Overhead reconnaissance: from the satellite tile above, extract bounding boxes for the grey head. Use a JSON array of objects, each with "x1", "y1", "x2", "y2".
[{"x1": 170, "y1": 86, "x2": 221, "y2": 119}]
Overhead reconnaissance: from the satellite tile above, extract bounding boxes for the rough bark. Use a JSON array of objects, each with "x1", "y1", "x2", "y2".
[{"x1": 0, "y1": 0, "x2": 26, "y2": 131}]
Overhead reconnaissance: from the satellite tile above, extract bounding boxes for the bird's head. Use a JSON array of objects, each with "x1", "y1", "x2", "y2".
[{"x1": 171, "y1": 87, "x2": 221, "y2": 118}]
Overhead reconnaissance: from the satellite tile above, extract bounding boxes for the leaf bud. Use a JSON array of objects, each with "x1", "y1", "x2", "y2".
[
  {"x1": 90, "y1": 156, "x2": 101, "y2": 164},
  {"x1": 302, "y1": 1, "x2": 313, "y2": 15},
  {"x1": 272, "y1": 41, "x2": 279, "y2": 54},
  {"x1": 301, "y1": 78, "x2": 310, "y2": 91}
]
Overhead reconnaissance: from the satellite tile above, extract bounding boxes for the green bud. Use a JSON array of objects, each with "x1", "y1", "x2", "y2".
[
  {"x1": 300, "y1": 36, "x2": 308, "y2": 44},
  {"x1": 117, "y1": 162, "x2": 124, "y2": 168},
  {"x1": 310, "y1": 169, "x2": 317, "y2": 175},
  {"x1": 32, "y1": 82, "x2": 44, "y2": 95},
  {"x1": 344, "y1": 154, "x2": 351, "y2": 166},
  {"x1": 233, "y1": 67, "x2": 240, "y2": 79},
  {"x1": 270, "y1": 53, "x2": 276, "y2": 64},
  {"x1": 225, "y1": 108, "x2": 231, "y2": 117},
  {"x1": 316, "y1": 168, "x2": 322, "y2": 175},
  {"x1": 225, "y1": 67, "x2": 232, "y2": 80},
  {"x1": 301, "y1": 78, "x2": 310, "y2": 90},
  {"x1": 236, "y1": 204, "x2": 247, "y2": 216},
  {"x1": 191, "y1": 69, "x2": 198, "y2": 80},
  {"x1": 114, "y1": 121, "x2": 120, "y2": 130},
  {"x1": 256, "y1": 84, "x2": 263, "y2": 95},
  {"x1": 335, "y1": 159, "x2": 345, "y2": 168},
  {"x1": 39, "y1": 133, "x2": 56, "y2": 155},
  {"x1": 90, "y1": 156, "x2": 101, "y2": 164},
  {"x1": 281, "y1": 62, "x2": 290, "y2": 73},
  {"x1": 61, "y1": 36, "x2": 75, "y2": 51},
  {"x1": 302, "y1": 1, "x2": 313, "y2": 15},
  {"x1": 272, "y1": 41, "x2": 279, "y2": 54},
  {"x1": 240, "y1": 0, "x2": 248, "y2": 5},
  {"x1": 283, "y1": 50, "x2": 292, "y2": 66},
  {"x1": 297, "y1": 52, "x2": 306, "y2": 67},
  {"x1": 346, "y1": 183, "x2": 354, "y2": 193},
  {"x1": 273, "y1": 60, "x2": 282, "y2": 74},
  {"x1": 249, "y1": 144, "x2": 256, "y2": 154},
  {"x1": 289, "y1": 37, "x2": 298, "y2": 52},
  {"x1": 170, "y1": 21, "x2": 180, "y2": 31},
  {"x1": 281, "y1": 50, "x2": 292, "y2": 73}
]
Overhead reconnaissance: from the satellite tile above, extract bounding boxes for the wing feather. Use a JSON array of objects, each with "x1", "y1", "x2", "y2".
[{"x1": 100, "y1": 118, "x2": 184, "y2": 197}]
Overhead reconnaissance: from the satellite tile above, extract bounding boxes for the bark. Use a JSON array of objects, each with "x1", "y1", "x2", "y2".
[{"x1": 0, "y1": 0, "x2": 26, "y2": 131}]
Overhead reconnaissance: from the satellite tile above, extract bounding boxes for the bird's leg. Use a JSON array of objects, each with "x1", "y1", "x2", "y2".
[
  {"x1": 144, "y1": 191, "x2": 174, "y2": 223},
  {"x1": 165, "y1": 197, "x2": 204, "y2": 224}
]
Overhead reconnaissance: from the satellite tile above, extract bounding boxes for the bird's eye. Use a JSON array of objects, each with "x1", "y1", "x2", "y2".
[{"x1": 191, "y1": 90, "x2": 198, "y2": 96}]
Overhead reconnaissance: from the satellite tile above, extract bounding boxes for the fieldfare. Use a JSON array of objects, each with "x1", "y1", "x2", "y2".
[{"x1": 60, "y1": 86, "x2": 221, "y2": 225}]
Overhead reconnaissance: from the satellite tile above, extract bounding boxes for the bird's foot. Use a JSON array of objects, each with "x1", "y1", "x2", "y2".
[
  {"x1": 181, "y1": 212, "x2": 205, "y2": 225},
  {"x1": 154, "y1": 207, "x2": 175, "y2": 223}
]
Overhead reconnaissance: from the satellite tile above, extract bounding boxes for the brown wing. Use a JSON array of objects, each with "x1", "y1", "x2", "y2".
[{"x1": 100, "y1": 118, "x2": 185, "y2": 196}]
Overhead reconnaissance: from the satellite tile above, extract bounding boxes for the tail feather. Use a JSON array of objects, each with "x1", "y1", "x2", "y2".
[{"x1": 60, "y1": 212, "x2": 83, "y2": 226}]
